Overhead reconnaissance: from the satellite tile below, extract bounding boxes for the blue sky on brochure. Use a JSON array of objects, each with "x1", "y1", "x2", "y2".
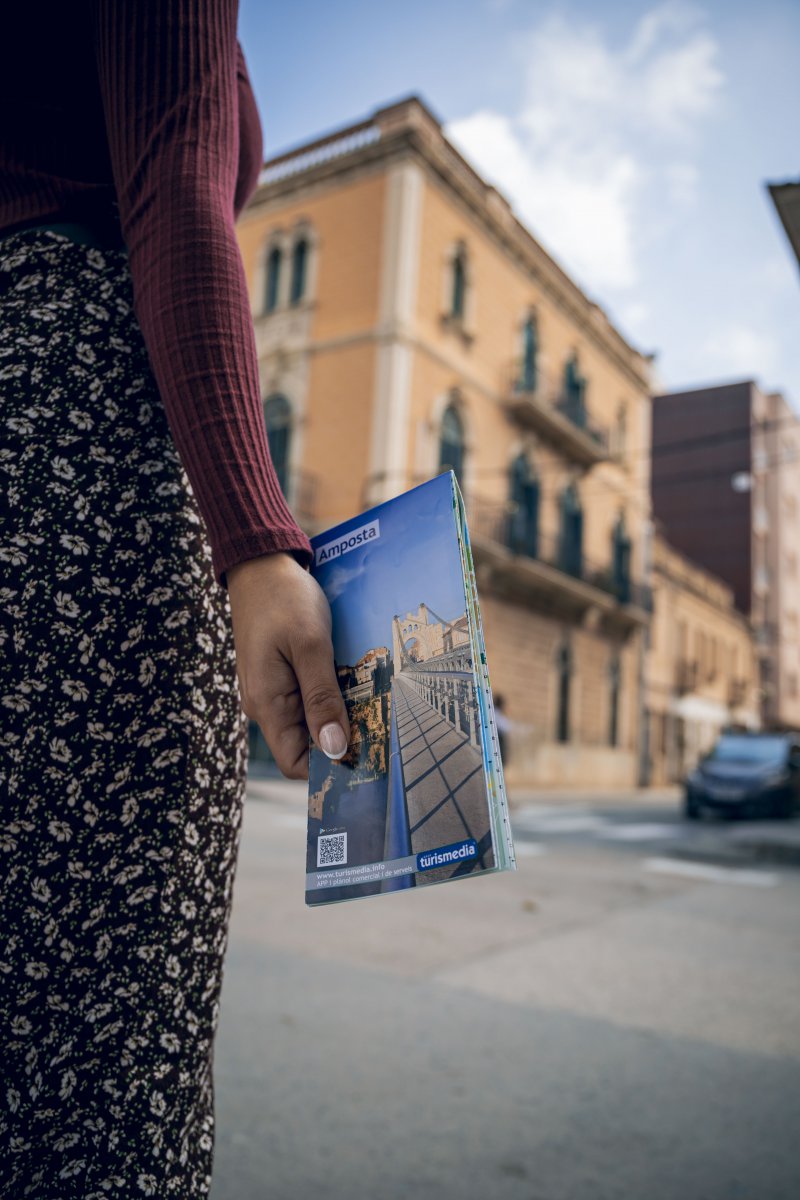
[
  {"x1": 309, "y1": 473, "x2": 465, "y2": 667},
  {"x1": 239, "y1": 0, "x2": 799, "y2": 409}
]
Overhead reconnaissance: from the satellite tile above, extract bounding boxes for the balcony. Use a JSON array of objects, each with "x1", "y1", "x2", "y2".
[
  {"x1": 503, "y1": 365, "x2": 610, "y2": 467},
  {"x1": 466, "y1": 495, "x2": 651, "y2": 629},
  {"x1": 677, "y1": 661, "x2": 699, "y2": 696}
]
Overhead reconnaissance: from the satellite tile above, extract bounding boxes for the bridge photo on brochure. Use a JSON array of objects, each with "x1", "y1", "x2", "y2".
[{"x1": 304, "y1": 470, "x2": 515, "y2": 905}]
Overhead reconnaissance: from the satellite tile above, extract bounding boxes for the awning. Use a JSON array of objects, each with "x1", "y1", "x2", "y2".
[{"x1": 670, "y1": 694, "x2": 730, "y2": 724}]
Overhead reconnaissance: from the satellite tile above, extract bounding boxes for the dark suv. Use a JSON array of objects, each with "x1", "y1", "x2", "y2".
[{"x1": 684, "y1": 732, "x2": 800, "y2": 819}]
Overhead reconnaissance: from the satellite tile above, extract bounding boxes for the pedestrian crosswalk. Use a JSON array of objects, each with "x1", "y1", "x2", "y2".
[
  {"x1": 642, "y1": 857, "x2": 778, "y2": 888},
  {"x1": 596, "y1": 823, "x2": 681, "y2": 841},
  {"x1": 510, "y1": 806, "x2": 783, "y2": 888},
  {"x1": 512, "y1": 806, "x2": 681, "y2": 843}
]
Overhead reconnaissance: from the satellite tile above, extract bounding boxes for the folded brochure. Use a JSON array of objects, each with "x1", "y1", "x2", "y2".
[{"x1": 305, "y1": 470, "x2": 516, "y2": 905}]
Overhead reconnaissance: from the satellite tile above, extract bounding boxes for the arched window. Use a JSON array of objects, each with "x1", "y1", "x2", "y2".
[
  {"x1": 556, "y1": 641, "x2": 572, "y2": 744},
  {"x1": 439, "y1": 403, "x2": 465, "y2": 487},
  {"x1": 609, "y1": 652, "x2": 621, "y2": 747},
  {"x1": 263, "y1": 393, "x2": 291, "y2": 496},
  {"x1": 507, "y1": 454, "x2": 539, "y2": 558},
  {"x1": 612, "y1": 512, "x2": 632, "y2": 604},
  {"x1": 451, "y1": 245, "x2": 466, "y2": 320},
  {"x1": 562, "y1": 354, "x2": 586, "y2": 428},
  {"x1": 558, "y1": 483, "x2": 583, "y2": 577},
  {"x1": 265, "y1": 245, "x2": 282, "y2": 314},
  {"x1": 290, "y1": 237, "x2": 308, "y2": 305},
  {"x1": 520, "y1": 315, "x2": 538, "y2": 392}
]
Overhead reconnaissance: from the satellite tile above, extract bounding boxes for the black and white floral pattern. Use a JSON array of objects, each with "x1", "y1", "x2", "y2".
[{"x1": 0, "y1": 229, "x2": 249, "y2": 1197}]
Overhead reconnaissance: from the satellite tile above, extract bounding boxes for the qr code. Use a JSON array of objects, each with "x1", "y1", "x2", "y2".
[{"x1": 317, "y1": 832, "x2": 347, "y2": 868}]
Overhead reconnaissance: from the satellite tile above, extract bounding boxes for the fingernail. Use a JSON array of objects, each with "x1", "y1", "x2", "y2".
[{"x1": 319, "y1": 722, "x2": 348, "y2": 759}]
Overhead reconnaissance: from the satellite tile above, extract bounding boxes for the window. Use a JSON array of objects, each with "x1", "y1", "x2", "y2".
[
  {"x1": 438, "y1": 403, "x2": 465, "y2": 487},
  {"x1": 451, "y1": 244, "x2": 467, "y2": 319},
  {"x1": 290, "y1": 237, "x2": 308, "y2": 305},
  {"x1": 611, "y1": 512, "x2": 631, "y2": 604},
  {"x1": 264, "y1": 245, "x2": 282, "y2": 313},
  {"x1": 506, "y1": 454, "x2": 539, "y2": 558},
  {"x1": 263, "y1": 393, "x2": 292, "y2": 496},
  {"x1": 556, "y1": 641, "x2": 572, "y2": 744},
  {"x1": 609, "y1": 653, "x2": 621, "y2": 747},
  {"x1": 558, "y1": 483, "x2": 583, "y2": 577},
  {"x1": 562, "y1": 354, "x2": 587, "y2": 428},
  {"x1": 519, "y1": 315, "x2": 538, "y2": 392}
]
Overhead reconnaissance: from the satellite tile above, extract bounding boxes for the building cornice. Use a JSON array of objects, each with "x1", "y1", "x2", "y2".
[{"x1": 242, "y1": 95, "x2": 654, "y2": 394}]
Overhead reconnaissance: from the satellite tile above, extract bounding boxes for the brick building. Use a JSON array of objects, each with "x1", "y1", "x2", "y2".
[{"x1": 651, "y1": 379, "x2": 800, "y2": 729}]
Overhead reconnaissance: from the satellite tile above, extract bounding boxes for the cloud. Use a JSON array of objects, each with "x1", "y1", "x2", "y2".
[
  {"x1": 663, "y1": 161, "x2": 699, "y2": 207},
  {"x1": 444, "y1": 2, "x2": 724, "y2": 293},
  {"x1": 618, "y1": 299, "x2": 651, "y2": 332},
  {"x1": 700, "y1": 323, "x2": 780, "y2": 377},
  {"x1": 323, "y1": 559, "x2": 367, "y2": 602},
  {"x1": 755, "y1": 254, "x2": 799, "y2": 294}
]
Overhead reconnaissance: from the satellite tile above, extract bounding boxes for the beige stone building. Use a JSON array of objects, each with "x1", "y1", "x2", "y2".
[
  {"x1": 646, "y1": 533, "x2": 760, "y2": 784},
  {"x1": 236, "y1": 95, "x2": 656, "y2": 787},
  {"x1": 763, "y1": 389, "x2": 800, "y2": 728}
]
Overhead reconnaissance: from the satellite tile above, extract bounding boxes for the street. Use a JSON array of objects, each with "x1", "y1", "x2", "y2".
[{"x1": 210, "y1": 781, "x2": 800, "y2": 1200}]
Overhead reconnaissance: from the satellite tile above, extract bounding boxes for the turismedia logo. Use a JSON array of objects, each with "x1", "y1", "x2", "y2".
[
  {"x1": 315, "y1": 519, "x2": 380, "y2": 566},
  {"x1": 417, "y1": 838, "x2": 478, "y2": 872}
]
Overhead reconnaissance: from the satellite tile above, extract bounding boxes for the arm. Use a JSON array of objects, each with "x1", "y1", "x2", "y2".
[{"x1": 91, "y1": 0, "x2": 311, "y2": 589}]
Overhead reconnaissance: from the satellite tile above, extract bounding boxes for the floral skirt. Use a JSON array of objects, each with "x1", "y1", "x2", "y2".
[{"x1": 0, "y1": 228, "x2": 249, "y2": 1198}]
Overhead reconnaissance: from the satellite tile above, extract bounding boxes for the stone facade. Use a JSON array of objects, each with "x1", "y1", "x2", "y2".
[
  {"x1": 763, "y1": 390, "x2": 800, "y2": 729},
  {"x1": 646, "y1": 534, "x2": 760, "y2": 784},
  {"x1": 236, "y1": 95, "x2": 655, "y2": 787}
]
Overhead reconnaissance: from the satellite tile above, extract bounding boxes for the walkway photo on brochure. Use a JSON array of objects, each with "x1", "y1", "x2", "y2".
[{"x1": 305, "y1": 470, "x2": 516, "y2": 906}]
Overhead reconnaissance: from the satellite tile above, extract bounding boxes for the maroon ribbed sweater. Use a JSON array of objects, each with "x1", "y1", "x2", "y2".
[{"x1": 0, "y1": 1, "x2": 313, "y2": 589}]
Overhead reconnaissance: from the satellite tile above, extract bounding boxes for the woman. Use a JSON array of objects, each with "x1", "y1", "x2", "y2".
[{"x1": 0, "y1": 2, "x2": 349, "y2": 1194}]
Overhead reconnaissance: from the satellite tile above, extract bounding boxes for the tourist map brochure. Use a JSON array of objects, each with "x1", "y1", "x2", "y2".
[{"x1": 305, "y1": 469, "x2": 516, "y2": 906}]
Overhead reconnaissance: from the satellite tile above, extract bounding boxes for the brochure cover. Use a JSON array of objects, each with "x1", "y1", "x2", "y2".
[{"x1": 305, "y1": 470, "x2": 516, "y2": 906}]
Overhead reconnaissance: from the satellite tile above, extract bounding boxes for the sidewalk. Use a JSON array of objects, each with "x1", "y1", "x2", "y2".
[
  {"x1": 506, "y1": 785, "x2": 682, "y2": 810},
  {"x1": 245, "y1": 773, "x2": 682, "y2": 811},
  {"x1": 246, "y1": 775, "x2": 306, "y2": 807}
]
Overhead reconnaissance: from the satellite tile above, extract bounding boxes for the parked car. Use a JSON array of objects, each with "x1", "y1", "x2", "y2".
[{"x1": 684, "y1": 732, "x2": 800, "y2": 819}]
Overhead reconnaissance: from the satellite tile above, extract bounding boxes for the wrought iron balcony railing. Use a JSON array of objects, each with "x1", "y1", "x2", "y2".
[
  {"x1": 467, "y1": 494, "x2": 652, "y2": 613},
  {"x1": 505, "y1": 363, "x2": 611, "y2": 463}
]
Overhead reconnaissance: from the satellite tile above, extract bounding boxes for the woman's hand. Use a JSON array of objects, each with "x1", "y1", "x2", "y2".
[{"x1": 225, "y1": 552, "x2": 350, "y2": 780}]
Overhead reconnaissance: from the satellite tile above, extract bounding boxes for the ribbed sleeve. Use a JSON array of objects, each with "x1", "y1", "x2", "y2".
[{"x1": 90, "y1": 0, "x2": 313, "y2": 589}]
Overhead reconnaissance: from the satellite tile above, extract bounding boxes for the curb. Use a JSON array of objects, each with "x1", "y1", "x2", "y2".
[{"x1": 724, "y1": 838, "x2": 800, "y2": 867}]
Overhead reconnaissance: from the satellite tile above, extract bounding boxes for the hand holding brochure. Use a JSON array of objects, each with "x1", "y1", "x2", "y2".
[{"x1": 305, "y1": 471, "x2": 515, "y2": 905}]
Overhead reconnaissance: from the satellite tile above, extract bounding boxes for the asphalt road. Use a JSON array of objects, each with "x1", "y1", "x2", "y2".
[{"x1": 210, "y1": 783, "x2": 800, "y2": 1200}]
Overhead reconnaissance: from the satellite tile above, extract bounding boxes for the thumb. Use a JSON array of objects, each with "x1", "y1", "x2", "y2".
[{"x1": 293, "y1": 640, "x2": 351, "y2": 760}]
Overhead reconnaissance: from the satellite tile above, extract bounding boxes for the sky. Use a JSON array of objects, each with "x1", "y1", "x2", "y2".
[
  {"x1": 310, "y1": 473, "x2": 467, "y2": 667},
  {"x1": 239, "y1": 0, "x2": 799, "y2": 410}
]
